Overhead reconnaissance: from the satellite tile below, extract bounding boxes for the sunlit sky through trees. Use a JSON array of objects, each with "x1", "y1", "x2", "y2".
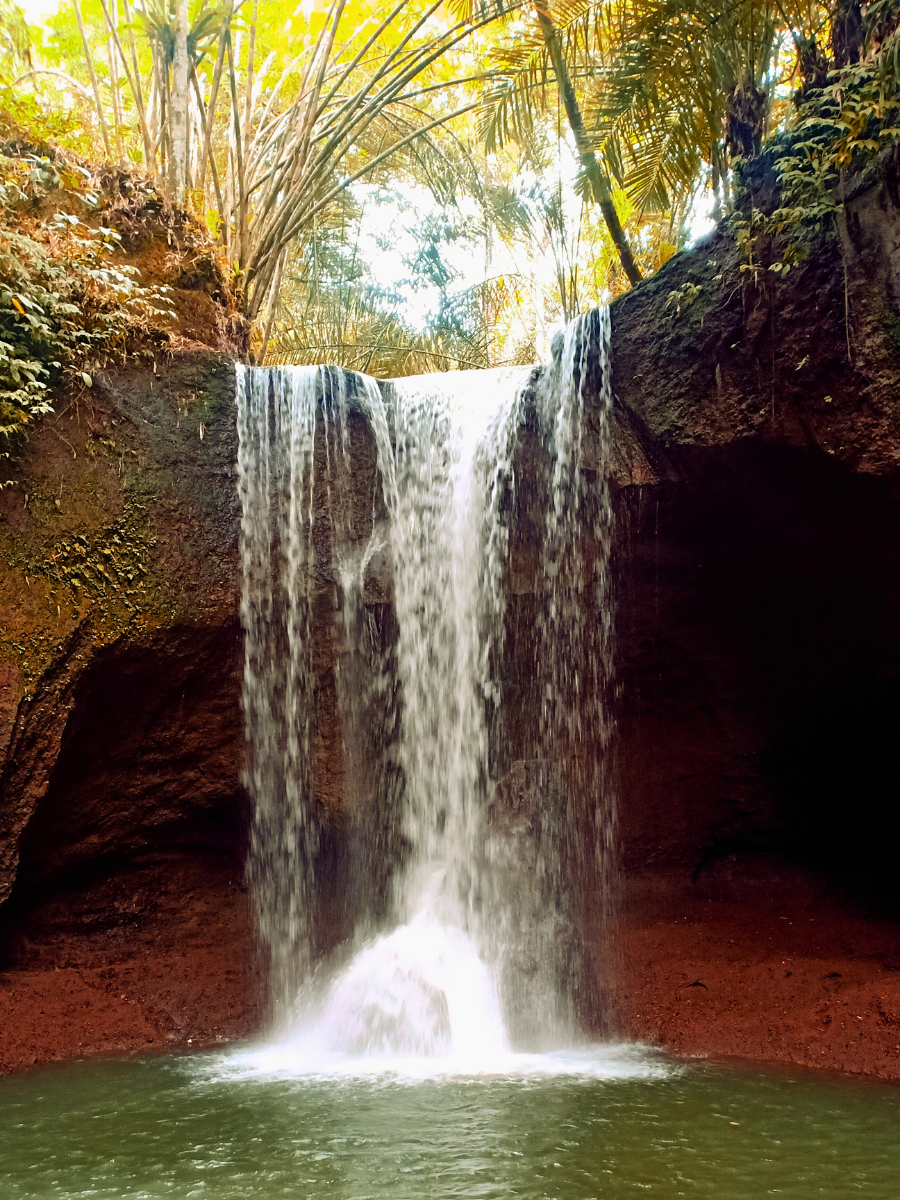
[{"x1": 3, "y1": 0, "x2": 890, "y2": 374}]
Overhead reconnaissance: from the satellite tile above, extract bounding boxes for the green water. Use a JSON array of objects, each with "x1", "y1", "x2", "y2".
[{"x1": 0, "y1": 1050, "x2": 897, "y2": 1199}]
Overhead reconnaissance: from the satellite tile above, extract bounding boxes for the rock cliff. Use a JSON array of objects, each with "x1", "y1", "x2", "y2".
[
  {"x1": 2, "y1": 165, "x2": 900, "y2": 1077},
  {"x1": 604, "y1": 163, "x2": 900, "y2": 1076},
  {"x1": 0, "y1": 351, "x2": 259, "y2": 1069}
]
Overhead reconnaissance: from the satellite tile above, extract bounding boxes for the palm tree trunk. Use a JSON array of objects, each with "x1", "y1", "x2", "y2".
[{"x1": 535, "y1": 3, "x2": 642, "y2": 287}]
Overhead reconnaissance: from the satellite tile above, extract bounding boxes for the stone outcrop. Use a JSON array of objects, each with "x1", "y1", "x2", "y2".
[
  {"x1": 2, "y1": 164, "x2": 900, "y2": 1077},
  {"x1": 601, "y1": 167, "x2": 900, "y2": 1078},
  {"x1": 0, "y1": 351, "x2": 259, "y2": 1069},
  {"x1": 607, "y1": 166, "x2": 900, "y2": 903}
]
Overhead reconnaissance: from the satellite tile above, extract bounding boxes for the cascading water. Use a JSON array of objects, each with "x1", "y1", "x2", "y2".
[
  {"x1": 237, "y1": 364, "x2": 362, "y2": 1022},
  {"x1": 237, "y1": 364, "x2": 319, "y2": 1022},
  {"x1": 329, "y1": 367, "x2": 530, "y2": 1063},
  {"x1": 236, "y1": 309, "x2": 616, "y2": 1070}
]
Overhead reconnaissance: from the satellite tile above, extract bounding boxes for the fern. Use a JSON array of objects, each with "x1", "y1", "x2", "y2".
[{"x1": 0, "y1": 151, "x2": 175, "y2": 449}]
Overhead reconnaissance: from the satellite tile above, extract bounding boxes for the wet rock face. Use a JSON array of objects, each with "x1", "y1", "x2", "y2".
[
  {"x1": 13, "y1": 625, "x2": 244, "y2": 889},
  {"x1": 613, "y1": 447, "x2": 900, "y2": 907},
  {"x1": 0, "y1": 360, "x2": 392, "y2": 1071},
  {"x1": 603, "y1": 167, "x2": 900, "y2": 911},
  {"x1": 0, "y1": 351, "x2": 257, "y2": 1064}
]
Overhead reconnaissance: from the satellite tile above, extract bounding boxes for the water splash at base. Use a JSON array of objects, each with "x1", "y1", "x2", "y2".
[{"x1": 221, "y1": 1028, "x2": 673, "y2": 1084}]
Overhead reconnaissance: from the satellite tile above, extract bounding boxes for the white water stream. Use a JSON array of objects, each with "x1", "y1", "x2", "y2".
[{"x1": 236, "y1": 310, "x2": 616, "y2": 1073}]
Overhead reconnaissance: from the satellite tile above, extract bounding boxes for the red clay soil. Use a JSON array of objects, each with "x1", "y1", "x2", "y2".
[
  {"x1": 618, "y1": 869, "x2": 900, "y2": 1082},
  {"x1": 4, "y1": 859, "x2": 900, "y2": 1083},
  {"x1": 0, "y1": 855, "x2": 260, "y2": 1077}
]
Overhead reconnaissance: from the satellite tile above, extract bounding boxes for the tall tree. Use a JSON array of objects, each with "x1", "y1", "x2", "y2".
[
  {"x1": 482, "y1": 0, "x2": 825, "y2": 249},
  {"x1": 170, "y1": 0, "x2": 189, "y2": 200},
  {"x1": 40, "y1": 0, "x2": 514, "y2": 320},
  {"x1": 532, "y1": 1, "x2": 642, "y2": 283}
]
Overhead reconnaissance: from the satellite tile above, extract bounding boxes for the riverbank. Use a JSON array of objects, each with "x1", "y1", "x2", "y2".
[
  {"x1": 2, "y1": 857, "x2": 899, "y2": 1081},
  {"x1": 618, "y1": 869, "x2": 900, "y2": 1081},
  {"x1": 0, "y1": 854, "x2": 258, "y2": 1076}
]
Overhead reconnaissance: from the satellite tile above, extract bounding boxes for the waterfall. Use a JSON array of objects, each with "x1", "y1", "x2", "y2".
[
  {"x1": 236, "y1": 309, "x2": 616, "y2": 1064},
  {"x1": 236, "y1": 364, "x2": 362, "y2": 1020}
]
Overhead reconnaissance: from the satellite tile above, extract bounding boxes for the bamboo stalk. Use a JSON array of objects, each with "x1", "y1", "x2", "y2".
[
  {"x1": 197, "y1": 0, "x2": 233, "y2": 192},
  {"x1": 225, "y1": 29, "x2": 248, "y2": 279},
  {"x1": 242, "y1": 0, "x2": 259, "y2": 168},
  {"x1": 72, "y1": 0, "x2": 113, "y2": 159},
  {"x1": 315, "y1": 2, "x2": 506, "y2": 139},
  {"x1": 244, "y1": 64, "x2": 297, "y2": 196},
  {"x1": 247, "y1": 98, "x2": 482, "y2": 320},
  {"x1": 12, "y1": 68, "x2": 92, "y2": 98},
  {"x1": 123, "y1": 0, "x2": 152, "y2": 167},
  {"x1": 152, "y1": 44, "x2": 171, "y2": 184},
  {"x1": 246, "y1": 12, "x2": 490, "y2": 278},
  {"x1": 192, "y1": 73, "x2": 227, "y2": 240},
  {"x1": 243, "y1": 50, "x2": 274, "y2": 159},
  {"x1": 100, "y1": 0, "x2": 152, "y2": 168},
  {"x1": 104, "y1": 0, "x2": 124, "y2": 162},
  {"x1": 224, "y1": 136, "x2": 234, "y2": 259},
  {"x1": 171, "y1": 0, "x2": 190, "y2": 201},
  {"x1": 257, "y1": 247, "x2": 288, "y2": 365},
  {"x1": 308, "y1": 9, "x2": 504, "y2": 180}
]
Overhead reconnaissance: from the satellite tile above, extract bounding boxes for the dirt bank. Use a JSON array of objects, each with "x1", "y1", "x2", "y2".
[
  {"x1": 618, "y1": 868, "x2": 900, "y2": 1081},
  {"x1": 0, "y1": 855, "x2": 258, "y2": 1076}
]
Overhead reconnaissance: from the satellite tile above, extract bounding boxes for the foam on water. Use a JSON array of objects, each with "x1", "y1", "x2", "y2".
[{"x1": 216, "y1": 1026, "x2": 672, "y2": 1084}]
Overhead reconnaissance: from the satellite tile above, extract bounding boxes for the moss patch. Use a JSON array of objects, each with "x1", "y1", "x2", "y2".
[{"x1": 0, "y1": 490, "x2": 171, "y2": 695}]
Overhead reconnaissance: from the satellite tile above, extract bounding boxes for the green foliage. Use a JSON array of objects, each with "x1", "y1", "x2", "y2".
[
  {"x1": 266, "y1": 189, "x2": 521, "y2": 374},
  {"x1": 0, "y1": 0, "x2": 30, "y2": 72},
  {"x1": 133, "y1": 0, "x2": 225, "y2": 69},
  {"x1": 665, "y1": 280, "x2": 702, "y2": 316},
  {"x1": 727, "y1": 13, "x2": 900, "y2": 270},
  {"x1": 0, "y1": 150, "x2": 175, "y2": 450},
  {"x1": 589, "y1": 0, "x2": 781, "y2": 212},
  {"x1": 29, "y1": 0, "x2": 510, "y2": 319},
  {"x1": 18, "y1": 0, "x2": 900, "y2": 350},
  {"x1": 479, "y1": 0, "x2": 821, "y2": 278},
  {"x1": 771, "y1": 43, "x2": 900, "y2": 228}
]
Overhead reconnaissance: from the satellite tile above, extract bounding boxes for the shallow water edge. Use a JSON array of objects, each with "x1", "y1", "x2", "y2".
[{"x1": 0, "y1": 1045, "x2": 898, "y2": 1200}]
